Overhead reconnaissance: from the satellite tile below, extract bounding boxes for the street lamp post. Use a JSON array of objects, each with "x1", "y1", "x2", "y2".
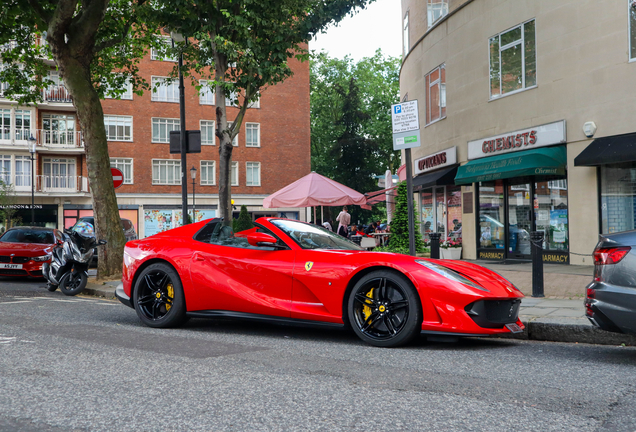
[
  {"x1": 171, "y1": 31, "x2": 188, "y2": 225},
  {"x1": 28, "y1": 135, "x2": 36, "y2": 225},
  {"x1": 190, "y1": 166, "x2": 197, "y2": 223}
]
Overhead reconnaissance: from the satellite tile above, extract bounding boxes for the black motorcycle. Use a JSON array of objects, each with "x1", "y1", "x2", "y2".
[{"x1": 43, "y1": 228, "x2": 107, "y2": 296}]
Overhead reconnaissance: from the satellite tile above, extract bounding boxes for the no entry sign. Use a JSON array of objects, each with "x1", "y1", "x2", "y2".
[{"x1": 111, "y1": 167, "x2": 124, "y2": 189}]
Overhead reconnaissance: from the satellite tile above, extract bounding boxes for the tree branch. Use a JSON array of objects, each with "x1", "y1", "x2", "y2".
[
  {"x1": 93, "y1": 19, "x2": 133, "y2": 54},
  {"x1": 25, "y1": 0, "x2": 52, "y2": 27},
  {"x1": 68, "y1": 0, "x2": 109, "y2": 54}
]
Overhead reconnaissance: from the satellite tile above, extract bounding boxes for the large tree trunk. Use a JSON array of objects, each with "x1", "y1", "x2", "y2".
[{"x1": 56, "y1": 56, "x2": 126, "y2": 279}]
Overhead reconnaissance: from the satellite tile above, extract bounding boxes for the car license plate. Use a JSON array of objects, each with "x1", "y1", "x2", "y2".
[
  {"x1": 505, "y1": 323, "x2": 523, "y2": 334},
  {"x1": 0, "y1": 263, "x2": 22, "y2": 269}
]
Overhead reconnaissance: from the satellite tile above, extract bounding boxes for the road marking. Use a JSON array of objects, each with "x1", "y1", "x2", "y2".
[
  {"x1": 0, "y1": 336, "x2": 17, "y2": 344},
  {"x1": 0, "y1": 301, "x2": 33, "y2": 305}
]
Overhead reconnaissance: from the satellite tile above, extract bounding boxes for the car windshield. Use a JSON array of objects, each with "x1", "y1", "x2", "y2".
[
  {"x1": 271, "y1": 219, "x2": 363, "y2": 250},
  {"x1": 0, "y1": 229, "x2": 54, "y2": 244}
]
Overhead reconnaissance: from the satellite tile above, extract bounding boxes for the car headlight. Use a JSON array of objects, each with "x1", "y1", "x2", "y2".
[
  {"x1": 31, "y1": 255, "x2": 51, "y2": 262},
  {"x1": 415, "y1": 260, "x2": 490, "y2": 292}
]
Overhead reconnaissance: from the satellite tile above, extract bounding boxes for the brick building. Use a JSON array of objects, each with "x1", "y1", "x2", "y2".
[{"x1": 0, "y1": 40, "x2": 310, "y2": 238}]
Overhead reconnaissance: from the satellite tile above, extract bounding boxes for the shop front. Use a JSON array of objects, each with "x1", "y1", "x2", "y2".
[
  {"x1": 456, "y1": 121, "x2": 571, "y2": 264},
  {"x1": 574, "y1": 132, "x2": 636, "y2": 235},
  {"x1": 1, "y1": 204, "x2": 59, "y2": 230},
  {"x1": 414, "y1": 147, "x2": 462, "y2": 242}
]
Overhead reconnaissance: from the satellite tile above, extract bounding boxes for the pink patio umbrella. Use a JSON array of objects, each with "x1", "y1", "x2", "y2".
[{"x1": 263, "y1": 172, "x2": 370, "y2": 223}]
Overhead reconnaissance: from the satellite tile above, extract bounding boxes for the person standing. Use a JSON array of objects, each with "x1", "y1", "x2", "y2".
[{"x1": 336, "y1": 206, "x2": 351, "y2": 238}]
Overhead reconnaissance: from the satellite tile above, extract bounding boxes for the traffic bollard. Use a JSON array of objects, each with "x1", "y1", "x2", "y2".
[
  {"x1": 530, "y1": 231, "x2": 545, "y2": 298},
  {"x1": 430, "y1": 232, "x2": 441, "y2": 259}
]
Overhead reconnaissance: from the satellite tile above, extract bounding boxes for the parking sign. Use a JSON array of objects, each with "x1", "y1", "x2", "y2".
[{"x1": 391, "y1": 100, "x2": 419, "y2": 134}]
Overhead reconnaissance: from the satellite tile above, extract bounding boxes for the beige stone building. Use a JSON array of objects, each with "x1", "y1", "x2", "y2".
[{"x1": 399, "y1": 0, "x2": 636, "y2": 265}]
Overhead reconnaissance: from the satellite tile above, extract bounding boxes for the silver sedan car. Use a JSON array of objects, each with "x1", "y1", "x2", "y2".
[{"x1": 585, "y1": 230, "x2": 636, "y2": 335}]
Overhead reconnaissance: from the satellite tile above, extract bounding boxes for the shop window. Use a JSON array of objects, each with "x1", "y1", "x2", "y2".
[
  {"x1": 447, "y1": 186, "x2": 462, "y2": 241},
  {"x1": 601, "y1": 165, "x2": 636, "y2": 233},
  {"x1": 420, "y1": 186, "x2": 456, "y2": 241},
  {"x1": 535, "y1": 180, "x2": 568, "y2": 251},
  {"x1": 489, "y1": 19, "x2": 536, "y2": 99},
  {"x1": 478, "y1": 180, "x2": 505, "y2": 249}
]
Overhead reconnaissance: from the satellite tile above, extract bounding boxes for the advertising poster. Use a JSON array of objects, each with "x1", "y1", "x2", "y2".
[{"x1": 144, "y1": 209, "x2": 218, "y2": 237}]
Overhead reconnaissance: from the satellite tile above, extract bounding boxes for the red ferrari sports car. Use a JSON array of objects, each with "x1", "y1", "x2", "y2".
[
  {"x1": 116, "y1": 218, "x2": 524, "y2": 347},
  {"x1": 0, "y1": 227, "x2": 59, "y2": 277}
]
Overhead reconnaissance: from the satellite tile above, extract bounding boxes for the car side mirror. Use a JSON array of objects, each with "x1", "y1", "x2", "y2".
[{"x1": 247, "y1": 232, "x2": 278, "y2": 248}]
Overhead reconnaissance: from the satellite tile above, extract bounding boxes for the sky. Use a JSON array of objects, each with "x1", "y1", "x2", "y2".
[{"x1": 309, "y1": 0, "x2": 402, "y2": 62}]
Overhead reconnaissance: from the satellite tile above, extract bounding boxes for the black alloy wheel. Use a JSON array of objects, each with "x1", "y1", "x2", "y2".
[
  {"x1": 347, "y1": 270, "x2": 422, "y2": 348},
  {"x1": 133, "y1": 263, "x2": 186, "y2": 328}
]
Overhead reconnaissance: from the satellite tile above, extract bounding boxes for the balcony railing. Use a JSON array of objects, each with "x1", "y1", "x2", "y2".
[
  {"x1": 41, "y1": 85, "x2": 72, "y2": 103},
  {"x1": 36, "y1": 129, "x2": 83, "y2": 149},
  {"x1": 37, "y1": 175, "x2": 89, "y2": 193},
  {"x1": 0, "y1": 127, "x2": 35, "y2": 145}
]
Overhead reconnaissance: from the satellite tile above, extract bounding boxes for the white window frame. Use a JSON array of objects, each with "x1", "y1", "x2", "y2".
[
  {"x1": 200, "y1": 120, "x2": 216, "y2": 146},
  {"x1": 245, "y1": 123, "x2": 260, "y2": 147},
  {"x1": 110, "y1": 158, "x2": 133, "y2": 184},
  {"x1": 548, "y1": 179, "x2": 567, "y2": 190},
  {"x1": 151, "y1": 117, "x2": 180, "y2": 143},
  {"x1": 403, "y1": 11, "x2": 410, "y2": 56},
  {"x1": 425, "y1": 64, "x2": 446, "y2": 126},
  {"x1": 104, "y1": 115, "x2": 133, "y2": 142},
  {"x1": 246, "y1": 161, "x2": 261, "y2": 187},
  {"x1": 41, "y1": 113, "x2": 76, "y2": 146},
  {"x1": 231, "y1": 161, "x2": 239, "y2": 186},
  {"x1": 630, "y1": 0, "x2": 636, "y2": 62},
  {"x1": 14, "y1": 155, "x2": 31, "y2": 188},
  {"x1": 228, "y1": 122, "x2": 238, "y2": 147},
  {"x1": 42, "y1": 157, "x2": 77, "y2": 190},
  {"x1": 200, "y1": 160, "x2": 216, "y2": 185},
  {"x1": 104, "y1": 76, "x2": 133, "y2": 100},
  {"x1": 0, "y1": 108, "x2": 33, "y2": 143},
  {"x1": 151, "y1": 36, "x2": 177, "y2": 62},
  {"x1": 199, "y1": 80, "x2": 215, "y2": 105},
  {"x1": 0, "y1": 154, "x2": 11, "y2": 184},
  {"x1": 489, "y1": 19, "x2": 537, "y2": 100},
  {"x1": 151, "y1": 76, "x2": 179, "y2": 103},
  {"x1": 427, "y1": 0, "x2": 449, "y2": 28},
  {"x1": 152, "y1": 159, "x2": 182, "y2": 185}
]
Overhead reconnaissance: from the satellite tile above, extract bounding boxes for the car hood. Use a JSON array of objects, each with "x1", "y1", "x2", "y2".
[
  {"x1": 435, "y1": 259, "x2": 523, "y2": 297},
  {"x1": 0, "y1": 242, "x2": 52, "y2": 255}
]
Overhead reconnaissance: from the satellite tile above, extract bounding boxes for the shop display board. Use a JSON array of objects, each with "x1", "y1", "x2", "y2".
[{"x1": 144, "y1": 209, "x2": 217, "y2": 238}]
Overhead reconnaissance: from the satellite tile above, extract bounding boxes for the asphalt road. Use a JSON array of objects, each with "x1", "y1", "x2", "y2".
[{"x1": 1, "y1": 278, "x2": 635, "y2": 432}]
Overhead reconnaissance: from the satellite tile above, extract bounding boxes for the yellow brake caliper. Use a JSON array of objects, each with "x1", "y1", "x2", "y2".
[
  {"x1": 166, "y1": 283, "x2": 174, "y2": 311},
  {"x1": 362, "y1": 288, "x2": 374, "y2": 321}
]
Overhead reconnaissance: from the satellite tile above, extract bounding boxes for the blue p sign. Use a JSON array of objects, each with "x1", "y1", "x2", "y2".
[{"x1": 394, "y1": 105, "x2": 402, "y2": 114}]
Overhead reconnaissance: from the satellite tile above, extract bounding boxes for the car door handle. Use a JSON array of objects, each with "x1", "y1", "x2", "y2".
[{"x1": 194, "y1": 255, "x2": 205, "y2": 261}]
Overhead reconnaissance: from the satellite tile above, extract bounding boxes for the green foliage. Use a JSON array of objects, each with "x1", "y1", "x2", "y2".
[
  {"x1": 388, "y1": 182, "x2": 425, "y2": 253},
  {"x1": 0, "y1": 180, "x2": 20, "y2": 230},
  {"x1": 310, "y1": 49, "x2": 401, "y2": 225},
  {"x1": 235, "y1": 205, "x2": 254, "y2": 233}
]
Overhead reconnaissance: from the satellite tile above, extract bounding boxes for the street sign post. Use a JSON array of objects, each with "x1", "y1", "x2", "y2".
[
  {"x1": 111, "y1": 167, "x2": 124, "y2": 189},
  {"x1": 391, "y1": 100, "x2": 421, "y2": 256}
]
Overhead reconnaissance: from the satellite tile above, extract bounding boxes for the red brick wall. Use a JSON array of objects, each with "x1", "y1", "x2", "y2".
[{"x1": 100, "y1": 53, "x2": 311, "y2": 196}]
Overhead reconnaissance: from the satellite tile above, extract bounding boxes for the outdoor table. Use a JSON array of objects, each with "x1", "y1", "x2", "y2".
[
  {"x1": 370, "y1": 232, "x2": 391, "y2": 246},
  {"x1": 349, "y1": 235, "x2": 362, "y2": 245}
]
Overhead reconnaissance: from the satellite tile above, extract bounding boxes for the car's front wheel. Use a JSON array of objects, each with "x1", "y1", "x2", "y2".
[
  {"x1": 347, "y1": 271, "x2": 422, "y2": 348},
  {"x1": 133, "y1": 263, "x2": 187, "y2": 328}
]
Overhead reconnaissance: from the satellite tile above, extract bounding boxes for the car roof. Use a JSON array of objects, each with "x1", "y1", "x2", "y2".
[{"x1": 6, "y1": 226, "x2": 56, "y2": 232}]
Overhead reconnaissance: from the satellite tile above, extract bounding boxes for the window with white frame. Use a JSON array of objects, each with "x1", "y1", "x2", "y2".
[
  {"x1": 199, "y1": 80, "x2": 215, "y2": 105},
  {"x1": 246, "y1": 162, "x2": 261, "y2": 186},
  {"x1": 43, "y1": 157, "x2": 76, "y2": 189},
  {"x1": 14, "y1": 156, "x2": 31, "y2": 187},
  {"x1": 403, "y1": 12, "x2": 410, "y2": 56},
  {"x1": 110, "y1": 158, "x2": 133, "y2": 184},
  {"x1": 104, "y1": 77, "x2": 133, "y2": 100},
  {"x1": 200, "y1": 160, "x2": 216, "y2": 185},
  {"x1": 630, "y1": 1, "x2": 636, "y2": 60},
  {"x1": 425, "y1": 64, "x2": 446, "y2": 125},
  {"x1": 0, "y1": 109, "x2": 10, "y2": 140},
  {"x1": 231, "y1": 161, "x2": 238, "y2": 186},
  {"x1": 245, "y1": 123, "x2": 260, "y2": 147},
  {"x1": 248, "y1": 96, "x2": 260, "y2": 109},
  {"x1": 228, "y1": 122, "x2": 238, "y2": 146},
  {"x1": 42, "y1": 114, "x2": 76, "y2": 146},
  {"x1": 0, "y1": 155, "x2": 10, "y2": 184},
  {"x1": 427, "y1": 0, "x2": 448, "y2": 27},
  {"x1": 489, "y1": 19, "x2": 536, "y2": 99},
  {"x1": 226, "y1": 90, "x2": 239, "y2": 107},
  {"x1": 152, "y1": 118, "x2": 179, "y2": 143},
  {"x1": 151, "y1": 36, "x2": 177, "y2": 62},
  {"x1": 14, "y1": 110, "x2": 31, "y2": 141},
  {"x1": 104, "y1": 115, "x2": 132, "y2": 141},
  {"x1": 152, "y1": 159, "x2": 181, "y2": 185},
  {"x1": 151, "y1": 77, "x2": 179, "y2": 103},
  {"x1": 200, "y1": 120, "x2": 215, "y2": 145}
]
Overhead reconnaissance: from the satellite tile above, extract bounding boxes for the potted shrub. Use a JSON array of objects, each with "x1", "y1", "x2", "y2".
[{"x1": 440, "y1": 237, "x2": 462, "y2": 259}]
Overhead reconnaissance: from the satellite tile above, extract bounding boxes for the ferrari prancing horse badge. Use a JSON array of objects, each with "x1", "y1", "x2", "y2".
[{"x1": 305, "y1": 262, "x2": 314, "y2": 271}]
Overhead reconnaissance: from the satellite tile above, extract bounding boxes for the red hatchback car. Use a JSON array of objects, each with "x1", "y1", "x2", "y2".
[
  {"x1": 116, "y1": 218, "x2": 525, "y2": 347},
  {"x1": 0, "y1": 227, "x2": 61, "y2": 278}
]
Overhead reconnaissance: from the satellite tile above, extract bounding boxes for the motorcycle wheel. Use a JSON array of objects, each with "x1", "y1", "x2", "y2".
[{"x1": 59, "y1": 272, "x2": 88, "y2": 296}]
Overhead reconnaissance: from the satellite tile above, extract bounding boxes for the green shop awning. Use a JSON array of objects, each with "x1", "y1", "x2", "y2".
[{"x1": 454, "y1": 145, "x2": 567, "y2": 185}]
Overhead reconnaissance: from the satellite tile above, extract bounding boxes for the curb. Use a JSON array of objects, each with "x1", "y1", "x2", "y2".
[
  {"x1": 83, "y1": 283, "x2": 117, "y2": 300},
  {"x1": 496, "y1": 320, "x2": 636, "y2": 346}
]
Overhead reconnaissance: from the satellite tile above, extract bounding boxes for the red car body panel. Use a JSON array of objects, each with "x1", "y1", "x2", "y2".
[
  {"x1": 121, "y1": 218, "x2": 524, "y2": 336},
  {"x1": 0, "y1": 242, "x2": 53, "y2": 278}
]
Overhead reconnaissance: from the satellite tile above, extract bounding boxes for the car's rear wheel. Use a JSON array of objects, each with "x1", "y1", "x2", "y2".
[
  {"x1": 347, "y1": 270, "x2": 422, "y2": 348},
  {"x1": 133, "y1": 263, "x2": 186, "y2": 328}
]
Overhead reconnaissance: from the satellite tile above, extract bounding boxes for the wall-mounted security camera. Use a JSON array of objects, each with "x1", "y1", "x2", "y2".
[{"x1": 583, "y1": 121, "x2": 597, "y2": 138}]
